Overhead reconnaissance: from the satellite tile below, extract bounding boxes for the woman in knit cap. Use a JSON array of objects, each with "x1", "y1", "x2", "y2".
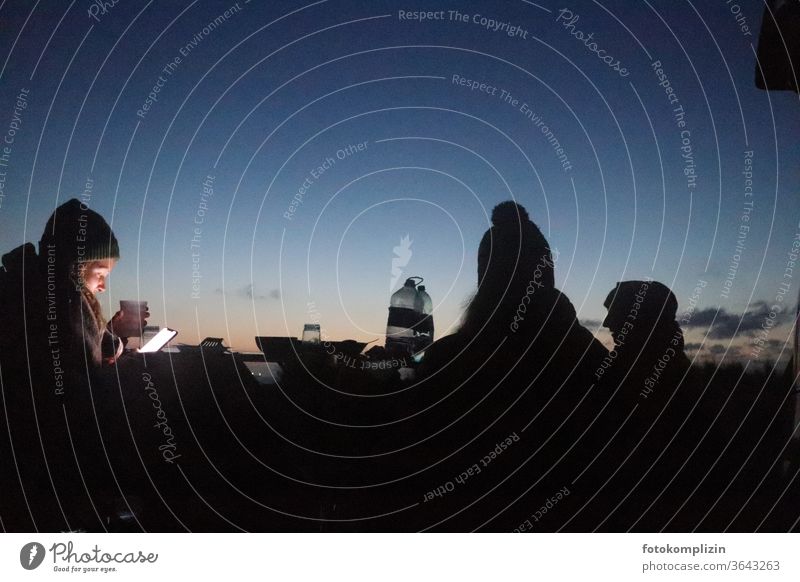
[
  {"x1": 1, "y1": 198, "x2": 147, "y2": 375},
  {"x1": 0, "y1": 198, "x2": 147, "y2": 531},
  {"x1": 419, "y1": 200, "x2": 605, "y2": 381},
  {"x1": 397, "y1": 201, "x2": 607, "y2": 531},
  {"x1": 37, "y1": 198, "x2": 148, "y2": 369}
]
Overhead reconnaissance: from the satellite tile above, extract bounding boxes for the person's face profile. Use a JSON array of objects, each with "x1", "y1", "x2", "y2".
[
  {"x1": 602, "y1": 303, "x2": 626, "y2": 338},
  {"x1": 81, "y1": 259, "x2": 116, "y2": 294}
]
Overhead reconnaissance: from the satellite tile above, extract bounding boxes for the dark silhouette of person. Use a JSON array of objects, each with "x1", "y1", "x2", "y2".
[
  {"x1": 386, "y1": 201, "x2": 607, "y2": 531},
  {"x1": 0, "y1": 199, "x2": 148, "y2": 531},
  {"x1": 596, "y1": 280, "x2": 691, "y2": 399},
  {"x1": 565, "y1": 280, "x2": 722, "y2": 531},
  {"x1": 0, "y1": 199, "x2": 147, "y2": 375},
  {"x1": 420, "y1": 201, "x2": 605, "y2": 382}
]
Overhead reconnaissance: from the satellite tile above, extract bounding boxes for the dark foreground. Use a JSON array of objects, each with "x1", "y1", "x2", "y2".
[{"x1": 1, "y1": 347, "x2": 797, "y2": 532}]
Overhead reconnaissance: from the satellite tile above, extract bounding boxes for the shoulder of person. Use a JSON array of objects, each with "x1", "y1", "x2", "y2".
[
  {"x1": 1, "y1": 242, "x2": 37, "y2": 270},
  {"x1": 526, "y1": 287, "x2": 578, "y2": 324},
  {"x1": 418, "y1": 333, "x2": 469, "y2": 376},
  {"x1": 0, "y1": 243, "x2": 40, "y2": 289},
  {"x1": 0, "y1": 243, "x2": 42, "y2": 326},
  {"x1": 423, "y1": 333, "x2": 467, "y2": 361}
]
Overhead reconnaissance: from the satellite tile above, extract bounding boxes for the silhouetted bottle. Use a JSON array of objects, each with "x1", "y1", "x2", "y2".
[
  {"x1": 414, "y1": 284, "x2": 434, "y2": 353},
  {"x1": 386, "y1": 277, "x2": 422, "y2": 357}
]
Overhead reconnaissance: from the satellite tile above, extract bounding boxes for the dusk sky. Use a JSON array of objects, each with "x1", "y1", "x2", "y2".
[{"x1": 0, "y1": 0, "x2": 798, "y2": 357}]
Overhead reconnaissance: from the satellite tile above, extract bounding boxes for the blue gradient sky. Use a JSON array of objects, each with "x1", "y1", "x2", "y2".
[{"x1": 0, "y1": 0, "x2": 798, "y2": 354}]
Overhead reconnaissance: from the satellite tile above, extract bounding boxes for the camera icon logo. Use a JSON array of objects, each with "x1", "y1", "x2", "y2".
[{"x1": 20, "y1": 542, "x2": 46, "y2": 570}]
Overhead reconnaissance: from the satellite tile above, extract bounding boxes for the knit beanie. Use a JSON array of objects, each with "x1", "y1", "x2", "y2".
[
  {"x1": 39, "y1": 198, "x2": 120, "y2": 267},
  {"x1": 477, "y1": 201, "x2": 554, "y2": 287},
  {"x1": 603, "y1": 280, "x2": 678, "y2": 323}
]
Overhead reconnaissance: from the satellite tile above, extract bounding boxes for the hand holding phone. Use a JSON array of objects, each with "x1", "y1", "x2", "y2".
[{"x1": 109, "y1": 300, "x2": 150, "y2": 338}]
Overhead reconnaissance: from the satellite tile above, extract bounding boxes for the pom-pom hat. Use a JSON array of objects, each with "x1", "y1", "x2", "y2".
[{"x1": 477, "y1": 201, "x2": 554, "y2": 288}]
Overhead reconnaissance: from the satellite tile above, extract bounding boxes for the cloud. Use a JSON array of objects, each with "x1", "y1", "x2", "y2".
[
  {"x1": 579, "y1": 319, "x2": 603, "y2": 329},
  {"x1": 214, "y1": 285, "x2": 280, "y2": 301},
  {"x1": 240, "y1": 284, "x2": 281, "y2": 301},
  {"x1": 684, "y1": 342, "x2": 730, "y2": 354},
  {"x1": 685, "y1": 339, "x2": 791, "y2": 362},
  {"x1": 684, "y1": 301, "x2": 791, "y2": 339}
]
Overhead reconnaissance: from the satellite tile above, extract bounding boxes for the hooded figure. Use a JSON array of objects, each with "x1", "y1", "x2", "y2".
[
  {"x1": 568, "y1": 280, "x2": 705, "y2": 531},
  {"x1": 1, "y1": 199, "x2": 126, "y2": 376},
  {"x1": 0, "y1": 199, "x2": 138, "y2": 531},
  {"x1": 599, "y1": 280, "x2": 691, "y2": 399},
  {"x1": 38, "y1": 198, "x2": 124, "y2": 368}
]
